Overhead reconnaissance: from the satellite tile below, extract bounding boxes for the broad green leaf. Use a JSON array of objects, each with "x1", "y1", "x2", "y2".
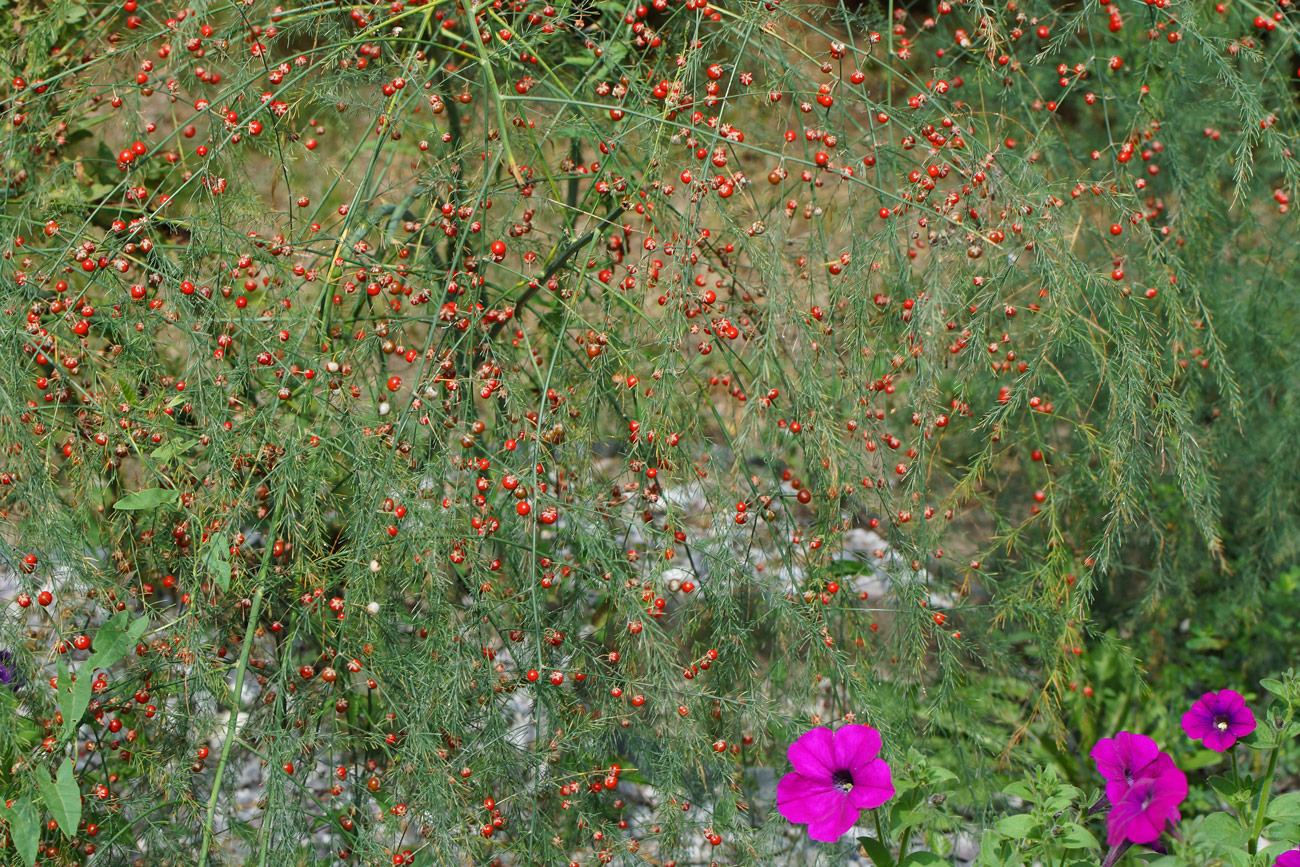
[
  {"x1": 896, "y1": 807, "x2": 928, "y2": 827},
  {"x1": 150, "y1": 437, "x2": 197, "y2": 462},
  {"x1": 1223, "y1": 848, "x2": 1251, "y2": 867},
  {"x1": 973, "y1": 830, "x2": 1004, "y2": 867},
  {"x1": 1261, "y1": 678, "x2": 1288, "y2": 699},
  {"x1": 61, "y1": 1, "x2": 88, "y2": 24},
  {"x1": 1262, "y1": 840, "x2": 1300, "y2": 859},
  {"x1": 113, "y1": 488, "x2": 178, "y2": 510},
  {"x1": 1264, "y1": 822, "x2": 1300, "y2": 843},
  {"x1": 201, "y1": 532, "x2": 232, "y2": 591},
  {"x1": 994, "y1": 813, "x2": 1038, "y2": 839},
  {"x1": 1059, "y1": 823, "x2": 1099, "y2": 850},
  {"x1": 858, "y1": 836, "x2": 895, "y2": 867},
  {"x1": 1244, "y1": 726, "x2": 1276, "y2": 750},
  {"x1": 55, "y1": 761, "x2": 81, "y2": 836},
  {"x1": 58, "y1": 612, "x2": 152, "y2": 739},
  {"x1": 33, "y1": 760, "x2": 81, "y2": 837},
  {"x1": 1268, "y1": 792, "x2": 1300, "y2": 823},
  {"x1": 1182, "y1": 749, "x2": 1226, "y2": 771},
  {"x1": 930, "y1": 765, "x2": 958, "y2": 783},
  {"x1": 1044, "y1": 794, "x2": 1076, "y2": 813},
  {"x1": 0, "y1": 797, "x2": 39, "y2": 866},
  {"x1": 1002, "y1": 781, "x2": 1034, "y2": 800},
  {"x1": 1197, "y1": 811, "x2": 1247, "y2": 847},
  {"x1": 1209, "y1": 775, "x2": 1244, "y2": 802},
  {"x1": 87, "y1": 611, "x2": 150, "y2": 672},
  {"x1": 57, "y1": 657, "x2": 93, "y2": 743},
  {"x1": 899, "y1": 853, "x2": 945, "y2": 867}
]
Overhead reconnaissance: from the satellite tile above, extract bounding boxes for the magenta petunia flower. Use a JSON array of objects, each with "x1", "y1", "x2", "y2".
[
  {"x1": 776, "y1": 724, "x2": 895, "y2": 842},
  {"x1": 1105, "y1": 768, "x2": 1187, "y2": 846},
  {"x1": 1276, "y1": 850, "x2": 1300, "y2": 867},
  {"x1": 1091, "y1": 732, "x2": 1176, "y2": 804},
  {"x1": 1181, "y1": 689, "x2": 1256, "y2": 752}
]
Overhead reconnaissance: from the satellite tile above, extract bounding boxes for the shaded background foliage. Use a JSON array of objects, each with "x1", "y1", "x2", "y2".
[{"x1": 1, "y1": 0, "x2": 1299, "y2": 862}]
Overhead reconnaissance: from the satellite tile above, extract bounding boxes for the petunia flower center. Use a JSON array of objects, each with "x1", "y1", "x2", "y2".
[
  {"x1": 831, "y1": 769, "x2": 854, "y2": 794},
  {"x1": 1214, "y1": 714, "x2": 1230, "y2": 732}
]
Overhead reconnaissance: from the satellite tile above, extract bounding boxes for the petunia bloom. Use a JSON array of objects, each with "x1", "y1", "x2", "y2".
[
  {"x1": 1091, "y1": 732, "x2": 1175, "y2": 804},
  {"x1": 776, "y1": 724, "x2": 895, "y2": 842},
  {"x1": 1105, "y1": 766, "x2": 1187, "y2": 846},
  {"x1": 1181, "y1": 689, "x2": 1256, "y2": 752},
  {"x1": 1275, "y1": 849, "x2": 1300, "y2": 867},
  {"x1": 0, "y1": 650, "x2": 19, "y2": 691}
]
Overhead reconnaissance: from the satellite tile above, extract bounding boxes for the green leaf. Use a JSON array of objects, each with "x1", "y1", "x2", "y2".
[
  {"x1": 930, "y1": 765, "x2": 958, "y2": 783},
  {"x1": 1263, "y1": 822, "x2": 1300, "y2": 843},
  {"x1": 150, "y1": 437, "x2": 197, "y2": 462},
  {"x1": 1244, "y1": 724, "x2": 1277, "y2": 750},
  {"x1": 1197, "y1": 811, "x2": 1247, "y2": 848},
  {"x1": 57, "y1": 613, "x2": 149, "y2": 743},
  {"x1": 896, "y1": 807, "x2": 928, "y2": 827},
  {"x1": 1209, "y1": 775, "x2": 1244, "y2": 802},
  {"x1": 1181, "y1": 749, "x2": 1226, "y2": 771},
  {"x1": 60, "y1": 1, "x2": 88, "y2": 24},
  {"x1": 1002, "y1": 781, "x2": 1034, "y2": 800},
  {"x1": 1268, "y1": 792, "x2": 1300, "y2": 823},
  {"x1": 201, "y1": 533, "x2": 232, "y2": 592},
  {"x1": 88, "y1": 611, "x2": 150, "y2": 672},
  {"x1": 0, "y1": 797, "x2": 39, "y2": 866},
  {"x1": 1262, "y1": 840, "x2": 1300, "y2": 859},
  {"x1": 33, "y1": 760, "x2": 81, "y2": 837},
  {"x1": 973, "y1": 830, "x2": 1006, "y2": 867},
  {"x1": 1044, "y1": 794, "x2": 1076, "y2": 813},
  {"x1": 113, "y1": 488, "x2": 177, "y2": 510},
  {"x1": 1261, "y1": 678, "x2": 1288, "y2": 699},
  {"x1": 994, "y1": 814, "x2": 1038, "y2": 839},
  {"x1": 899, "y1": 853, "x2": 945, "y2": 867},
  {"x1": 1059, "y1": 823, "x2": 1099, "y2": 850},
  {"x1": 858, "y1": 836, "x2": 895, "y2": 867},
  {"x1": 1223, "y1": 848, "x2": 1251, "y2": 867},
  {"x1": 55, "y1": 761, "x2": 81, "y2": 836},
  {"x1": 57, "y1": 657, "x2": 92, "y2": 743}
]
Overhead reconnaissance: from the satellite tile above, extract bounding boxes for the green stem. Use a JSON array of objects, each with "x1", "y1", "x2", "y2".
[
  {"x1": 1249, "y1": 710, "x2": 1293, "y2": 855},
  {"x1": 1231, "y1": 748, "x2": 1248, "y2": 829},
  {"x1": 873, "y1": 807, "x2": 886, "y2": 849},
  {"x1": 197, "y1": 501, "x2": 283, "y2": 867},
  {"x1": 469, "y1": 2, "x2": 524, "y2": 187},
  {"x1": 196, "y1": 586, "x2": 265, "y2": 866}
]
